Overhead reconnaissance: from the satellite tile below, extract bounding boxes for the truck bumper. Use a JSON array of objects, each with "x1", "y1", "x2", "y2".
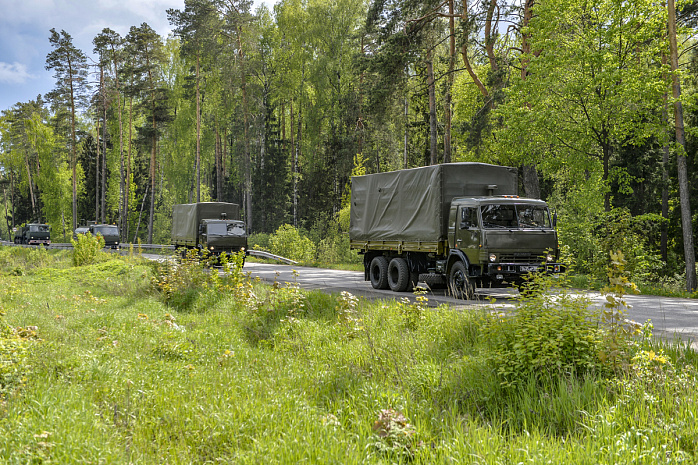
[
  {"x1": 486, "y1": 262, "x2": 564, "y2": 282},
  {"x1": 28, "y1": 240, "x2": 51, "y2": 246}
]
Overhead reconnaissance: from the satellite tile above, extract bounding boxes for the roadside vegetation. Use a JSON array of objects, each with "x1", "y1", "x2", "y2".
[{"x1": 0, "y1": 242, "x2": 696, "y2": 463}]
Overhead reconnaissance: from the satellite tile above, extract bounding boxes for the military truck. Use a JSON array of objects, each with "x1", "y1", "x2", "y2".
[
  {"x1": 88, "y1": 224, "x2": 121, "y2": 249},
  {"x1": 171, "y1": 202, "x2": 247, "y2": 257},
  {"x1": 349, "y1": 163, "x2": 563, "y2": 298},
  {"x1": 13, "y1": 223, "x2": 51, "y2": 245}
]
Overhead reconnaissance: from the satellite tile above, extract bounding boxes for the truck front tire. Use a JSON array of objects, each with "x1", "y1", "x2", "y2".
[
  {"x1": 369, "y1": 256, "x2": 389, "y2": 290},
  {"x1": 449, "y1": 261, "x2": 474, "y2": 300},
  {"x1": 388, "y1": 257, "x2": 410, "y2": 292}
]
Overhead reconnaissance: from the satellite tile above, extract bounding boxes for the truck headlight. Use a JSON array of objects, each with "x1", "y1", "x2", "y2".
[
  {"x1": 546, "y1": 253, "x2": 553, "y2": 262},
  {"x1": 489, "y1": 253, "x2": 497, "y2": 262}
]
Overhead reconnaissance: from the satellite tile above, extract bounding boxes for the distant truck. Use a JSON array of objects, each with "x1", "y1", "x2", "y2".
[
  {"x1": 349, "y1": 163, "x2": 563, "y2": 298},
  {"x1": 14, "y1": 223, "x2": 51, "y2": 246},
  {"x1": 88, "y1": 224, "x2": 121, "y2": 249},
  {"x1": 171, "y1": 202, "x2": 247, "y2": 257}
]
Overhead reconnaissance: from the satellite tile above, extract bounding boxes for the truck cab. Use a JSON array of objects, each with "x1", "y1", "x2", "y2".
[
  {"x1": 198, "y1": 218, "x2": 247, "y2": 253},
  {"x1": 14, "y1": 223, "x2": 51, "y2": 245},
  {"x1": 445, "y1": 196, "x2": 561, "y2": 289},
  {"x1": 89, "y1": 224, "x2": 120, "y2": 249}
]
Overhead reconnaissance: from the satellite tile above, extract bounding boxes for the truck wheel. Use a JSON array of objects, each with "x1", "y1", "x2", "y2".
[
  {"x1": 388, "y1": 257, "x2": 410, "y2": 292},
  {"x1": 369, "y1": 256, "x2": 389, "y2": 290},
  {"x1": 449, "y1": 262, "x2": 474, "y2": 300}
]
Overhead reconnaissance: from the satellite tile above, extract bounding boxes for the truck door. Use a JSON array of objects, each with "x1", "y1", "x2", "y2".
[{"x1": 457, "y1": 206, "x2": 480, "y2": 264}]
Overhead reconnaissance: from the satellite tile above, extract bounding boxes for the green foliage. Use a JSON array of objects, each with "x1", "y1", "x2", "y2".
[
  {"x1": 0, "y1": 308, "x2": 37, "y2": 399},
  {"x1": 70, "y1": 232, "x2": 105, "y2": 266},
  {"x1": 397, "y1": 287, "x2": 428, "y2": 330},
  {"x1": 0, "y1": 247, "x2": 67, "y2": 274},
  {"x1": 1, "y1": 254, "x2": 697, "y2": 462},
  {"x1": 267, "y1": 224, "x2": 316, "y2": 263},
  {"x1": 249, "y1": 232, "x2": 271, "y2": 252},
  {"x1": 483, "y1": 272, "x2": 603, "y2": 388},
  {"x1": 559, "y1": 207, "x2": 665, "y2": 283},
  {"x1": 368, "y1": 408, "x2": 422, "y2": 459},
  {"x1": 151, "y1": 249, "x2": 246, "y2": 311},
  {"x1": 316, "y1": 207, "x2": 361, "y2": 265},
  {"x1": 597, "y1": 250, "x2": 642, "y2": 374}
]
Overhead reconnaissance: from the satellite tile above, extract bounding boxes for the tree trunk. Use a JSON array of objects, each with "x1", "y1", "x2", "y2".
[
  {"x1": 196, "y1": 52, "x2": 201, "y2": 203},
  {"x1": 661, "y1": 54, "x2": 669, "y2": 263},
  {"x1": 95, "y1": 115, "x2": 100, "y2": 222},
  {"x1": 522, "y1": 165, "x2": 540, "y2": 199},
  {"x1": 444, "y1": 0, "x2": 455, "y2": 163},
  {"x1": 461, "y1": 0, "x2": 488, "y2": 98},
  {"x1": 426, "y1": 54, "x2": 437, "y2": 165},
  {"x1": 215, "y1": 123, "x2": 222, "y2": 201},
  {"x1": 125, "y1": 96, "x2": 133, "y2": 240},
  {"x1": 668, "y1": 0, "x2": 697, "y2": 291},
  {"x1": 23, "y1": 151, "x2": 37, "y2": 221},
  {"x1": 112, "y1": 46, "x2": 126, "y2": 242},
  {"x1": 101, "y1": 93, "x2": 107, "y2": 223},
  {"x1": 68, "y1": 55, "x2": 78, "y2": 231}
]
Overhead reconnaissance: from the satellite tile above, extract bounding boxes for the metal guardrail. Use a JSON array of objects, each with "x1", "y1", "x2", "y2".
[
  {"x1": 0, "y1": 241, "x2": 297, "y2": 264},
  {"x1": 247, "y1": 250, "x2": 298, "y2": 265}
]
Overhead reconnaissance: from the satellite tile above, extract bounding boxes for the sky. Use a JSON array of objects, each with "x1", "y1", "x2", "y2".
[{"x1": 0, "y1": 0, "x2": 272, "y2": 113}]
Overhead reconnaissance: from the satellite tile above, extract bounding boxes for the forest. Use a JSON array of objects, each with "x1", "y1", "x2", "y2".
[{"x1": 1, "y1": 0, "x2": 697, "y2": 291}]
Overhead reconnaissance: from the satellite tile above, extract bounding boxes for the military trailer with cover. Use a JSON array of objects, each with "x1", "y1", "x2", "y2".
[
  {"x1": 349, "y1": 163, "x2": 563, "y2": 298},
  {"x1": 171, "y1": 202, "x2": 247, "y2": 257},
  {"x1": 14, "y1": 223, "x2": 51, "y2": 245}
]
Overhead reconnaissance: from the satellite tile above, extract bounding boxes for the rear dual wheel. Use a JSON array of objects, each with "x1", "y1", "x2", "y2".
[
  {"x1": 369, "y1": 256, "x2": 389, "y2": 290},
  {"x1": 370, "y1": 256, "x2": 418, "y2": 292},
  {"x1": 388, "y1": 257, "x2": 411, "y2": 292}
]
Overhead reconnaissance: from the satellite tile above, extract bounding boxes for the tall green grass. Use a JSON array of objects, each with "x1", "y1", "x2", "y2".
[{"x1": 0, "y1": 247, "x2": 696, "y2": 463}]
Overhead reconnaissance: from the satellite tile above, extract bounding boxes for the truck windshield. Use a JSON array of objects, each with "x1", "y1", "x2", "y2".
[
  {"x1": 227, "y1": 222, "x2": 246, "y2": 236},
  {"x1": 481, "y1": 204, "x2": 551, "y2": 229},
  {"x1": 29, "y1": 225, "x2": 49, "y2": 232},
  {"x1": 208, "y1": 222, "x2": 245, "y2": 236},
  {"x1": 93, "y1": 226, "x2": 118, "y2": 236}
]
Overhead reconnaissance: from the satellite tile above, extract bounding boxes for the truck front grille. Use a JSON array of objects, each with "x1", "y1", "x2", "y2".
[{"x1": 497, "y1": 253, "x2": 544, "y2": 263}]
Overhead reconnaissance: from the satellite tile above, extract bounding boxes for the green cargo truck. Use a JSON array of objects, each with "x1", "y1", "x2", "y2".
[
  {"x1": 171, "y1": 202, "x2": 247, "y2": 257},
  {"x1": 14, "y1": 223, "x2": 51, "y2": 245},
  {"x1": 349, "y1": 163, "x2": 563, "y2": 298},
  {"x1": 88, "y1": 224, "x2": 121, "y2": 249}
]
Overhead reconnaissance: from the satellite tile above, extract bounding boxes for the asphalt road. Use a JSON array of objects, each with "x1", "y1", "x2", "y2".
[{"x1": 243, "y1": 262, "x2": 698, "y2": 346}]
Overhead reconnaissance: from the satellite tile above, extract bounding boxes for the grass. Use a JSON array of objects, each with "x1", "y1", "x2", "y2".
[{"x1": 0, "y1": 247, "x2": 696, "y2": 463}]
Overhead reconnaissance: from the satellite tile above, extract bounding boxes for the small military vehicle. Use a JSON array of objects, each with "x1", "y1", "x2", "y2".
[
  {"x1": 349, "y1": 162, "x2": 563, "y2": 298},
  {"x1": 171, "y1": 202, "x2": 247, "y2": 257},
  {"x1": 14, "y1": 223, "x2": 51, "y2": 245}
]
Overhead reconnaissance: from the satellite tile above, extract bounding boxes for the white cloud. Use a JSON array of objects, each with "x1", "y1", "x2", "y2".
[{"x1": 0, "y1": 62, "x2": 35, "y2": 84}]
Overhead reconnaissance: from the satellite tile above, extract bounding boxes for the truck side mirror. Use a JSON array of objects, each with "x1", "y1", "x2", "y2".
[{"x1": 553, "y1": 212, "x2": 558, "y2": 227}]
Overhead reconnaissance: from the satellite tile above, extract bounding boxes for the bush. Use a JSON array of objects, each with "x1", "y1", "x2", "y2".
[
  {"x1": 152, "y1": 249, "x2": 246, "y2": 311},
  {"x1": 558, "y1": 207, "x2": 665, "y2": 283},
  {"x1": 268, "y1": 224, "x2": 316, "y2": 262},
  {"x1": 70, "y1": 232, "x2": 105, "y2": 266},
  {"x1": 483, "y1": 272, "x2": 603, "y2": 388},
  {"x1": 248, "y1": 232, "x2": 271, "y2": 252}
]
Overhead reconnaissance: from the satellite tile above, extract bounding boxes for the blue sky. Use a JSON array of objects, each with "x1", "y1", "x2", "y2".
[{"x1": 0, "y1": 0, "x2": 271, "y2": 113}]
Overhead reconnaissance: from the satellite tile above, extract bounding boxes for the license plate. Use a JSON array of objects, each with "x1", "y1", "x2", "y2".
[{"x1": 520, "y1": 265, "x2": 539, "y2": 272}]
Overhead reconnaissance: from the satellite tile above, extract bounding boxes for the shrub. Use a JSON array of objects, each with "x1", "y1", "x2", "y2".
[
  {"x1": 248, "y1": 232, "x2": 271, "y2": 252},
  {"x1": 70, "y1": 232, "x2": 105, "y2": 266},
  {"x1": 268, "y1": 224, "x2": 316, "y2": 262},
  {"x1": 483, "y1": 272, "x2": 602, "y2": 388},
  {"x1": 152, "y1": 249, "x2": 246, "y2": 311}
]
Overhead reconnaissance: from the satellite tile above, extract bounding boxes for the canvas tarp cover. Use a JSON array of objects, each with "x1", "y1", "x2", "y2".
[
  {"x1": 172, "y1": 202, "x2": 240, "y2": 242},
  {"x1": 349, "y1": 163, "x2": 517, "y2": 242}
]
